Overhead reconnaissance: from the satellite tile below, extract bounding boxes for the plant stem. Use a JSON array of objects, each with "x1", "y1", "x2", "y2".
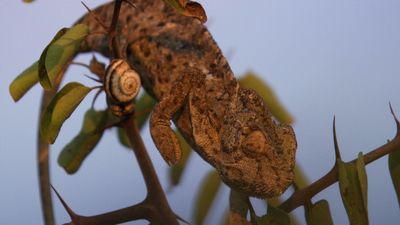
[
  {"x1": 37, "y1": 66, "x2": 66, "y2": 225},
  {"x1": 108, "y1": 0, "x2": 123, "y2": 59},
  {"x1": 279, "y1": 123, "x2": 400, "y2": 212},
  {"x1": 122, "y1": 114, "x2": 179, "y2": 225}
]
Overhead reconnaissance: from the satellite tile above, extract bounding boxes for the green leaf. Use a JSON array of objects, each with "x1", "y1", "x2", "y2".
[
  {"x1": 239, "y1": 72, "x2": 294, "y2": 124},
  {"x1": 388, "y1": 145, "x2": 400, "y2": 206},
  {"x1": 193, "y1": 170, "x2": 221, "y2": 225},
  {"x1": 23, "y1": 0, "x2": 35, "y2": 3},
  {"x1": 117, "y1": 92, "x2": 156, "y2": 148},
  {"x1": 9, "y1": 61, "x2": 39, "y2": 102},
  {"x1": 39, "y1": 24, "x2": 89, "y2": 89},
  {"x1": 305, "y1": 200, "x2": 334, "y2": 225},
  {"x1": 265, "y1": 198, "x2": 302, "y2": 225},
  {"x1": 40, "y1": 82, "x2": 91, "y2": 144},
  {"x1": 117, "y1": 127, "x2": 131, "y2": 148},
  {"x1": 58, "y1": 109, "x2": 108, "y2": 174},
  {"x1": 169, "y1": 131, "x2": 192, "y2": 187},
  {"x1": 257, "y1": 204, "x2": 290, "y2": 225},
  {"x1": 338, "y1": 153, "x2": 369, "y2": 225},
  {"x1": 38, "y1": 28, "x2": 68, "y2": 89}
]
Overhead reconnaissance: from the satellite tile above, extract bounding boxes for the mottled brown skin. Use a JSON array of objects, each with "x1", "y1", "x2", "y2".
[{"x1": 78, "y1": 0, "x2": 297, "y2": 198}]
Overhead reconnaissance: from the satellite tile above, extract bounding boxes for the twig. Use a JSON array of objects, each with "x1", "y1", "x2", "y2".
[
  {"x1": 108, "y1": 0, "x2": 123, "y2": 59},
  {"x1": 279, "y1": 108, "x2": 400, "y2": 212}
]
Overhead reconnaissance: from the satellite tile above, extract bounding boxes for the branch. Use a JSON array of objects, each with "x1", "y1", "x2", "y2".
[
  {"x1": 279, "y1": 106, "x2": 400, "y2": 212},
  {"x1": 122, "y1": 114, "x2": 180, "y2": 224},
  {"x1": 52, "y1": 183, "x2": 152, "y2": 225},
  {"x1": 53, "y1": 113, "x2": 179, "y2": 224},
  {"x1": 108, "y1": 0, "x2": 123, "y2": 59}
]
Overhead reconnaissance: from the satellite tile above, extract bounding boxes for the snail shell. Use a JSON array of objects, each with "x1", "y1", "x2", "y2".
[{"x1": 104, "y1": 59, "x2": 141, "y2": 103}]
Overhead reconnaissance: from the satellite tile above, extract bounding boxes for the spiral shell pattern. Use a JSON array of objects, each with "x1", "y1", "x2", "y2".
[{"x1": 105, "y1": 59, "x2": 141, "y2": 103}]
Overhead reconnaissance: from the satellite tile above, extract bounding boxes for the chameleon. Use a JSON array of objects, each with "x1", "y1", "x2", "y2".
[{"x1": 77, "y1": 0, "x2": 297, "y2": 198}]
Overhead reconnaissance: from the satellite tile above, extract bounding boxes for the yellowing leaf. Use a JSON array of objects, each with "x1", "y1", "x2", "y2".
[
  {"x1": 38, "y1": 28, "x2": 68, "y2": 89},
  {"x1": 239, "y1": 72, "x2": 294, "y2": 124},
  {"x1": 388, "y1": 146, "x2": 400, "y2": 207},
  {"x1": 338, "y1": 153, "x2": 369, "y2": 225},
  {"x1": 9, "y1": 61, "x2": 39, "y2": 102},
  {"x1": 40, "y1": 82, "x2": 91, "y2": 144},
  {"x1": 193, "y1": 170, "x2": 221, "y2": 225},
  {"x1": 58, "y1": 109, "x2": 108, "y2": 174},
  {"x1": 39, "y1": 24, "x2": 89, "y2": 89},
  {"x1": 257, "y1": 204, "x2": 290, "y2": 225},
  {"x1": 305, "y1": 200, "x2": 334, "y2": 225},
  {"x1": 163, "y1": 0, "x2": 207, "y2": 23},
  {"x1": 169, "y1": 131, "x2": 193, "y2": 187}
]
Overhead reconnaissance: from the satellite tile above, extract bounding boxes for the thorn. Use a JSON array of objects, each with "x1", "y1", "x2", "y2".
[
  {"x1": 333, "y1": 116, "x2": 342, "y2": 160},
  {"x1": 70, "y1": 62, "x2": 90, "y2": 69},
  {"x1": 123, "y1": 0, "x2": 137, "y2": 9},
  {"x1": 175, "y1": 213, "x2": 191, "y2": 225},
  {"x1": 50, "y1": 185, "x2": 78, "y2": 222},
  {"x1": 81, "y1": 1, "x2": 108, "y2": 31},
  {"x1": 91, "y1": 88, "x2": 104, "y2": 108},
  {"x1": 89, "y1": 55, "x2": 106, "y2": 78},
  {"x1": 389, "y1": 102, "x2": 400, "y2": 135},
  {"x1": 84, "y1": 74, "x2": 102, "y2": 83}
]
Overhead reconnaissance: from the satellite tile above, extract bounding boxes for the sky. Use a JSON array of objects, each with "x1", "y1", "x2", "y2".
[{"x1": 1, "y1": 0, "x2": 400, "y2": 224}]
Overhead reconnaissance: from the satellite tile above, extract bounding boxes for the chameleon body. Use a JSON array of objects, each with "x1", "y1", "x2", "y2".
[{"x1": 78, "y1": 0, "x2": 297, "y2": 198}]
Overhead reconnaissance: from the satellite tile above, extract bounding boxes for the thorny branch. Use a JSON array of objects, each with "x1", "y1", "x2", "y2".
[
  {"x1": 52, "y1": 113, "x2": 179, "y2": 225},
  {"x1": 108, "y1": 0, "x2": 123, "y2": 59},
  {"x1": 279, "y1": 104, "x2": 400, "y2": 212}
]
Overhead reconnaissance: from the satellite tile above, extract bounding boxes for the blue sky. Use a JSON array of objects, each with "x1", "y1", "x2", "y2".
[{"x1": 1, "y1": 0, "x2": 400, "y2": 224}]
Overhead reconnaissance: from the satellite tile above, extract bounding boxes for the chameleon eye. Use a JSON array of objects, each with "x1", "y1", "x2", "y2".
[{"x1": 242, "y1": 130, "x2": 268, "y2": 156}]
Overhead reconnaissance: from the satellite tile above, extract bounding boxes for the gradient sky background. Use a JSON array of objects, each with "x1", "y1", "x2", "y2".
[{"x1": 1, "y1": 0, "x2": 400, "y2": 224}]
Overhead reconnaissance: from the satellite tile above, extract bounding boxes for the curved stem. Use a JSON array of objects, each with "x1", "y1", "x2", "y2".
[
  {"x1": 38, "y1": 91, "x2": 56, "y2": 225},
  {"x1": 37, "y1": 66, "x2": 67, "y2": 225}
]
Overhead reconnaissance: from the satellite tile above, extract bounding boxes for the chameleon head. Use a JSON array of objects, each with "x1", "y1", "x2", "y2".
[{"x1": 218, "y1": 88, "x2": 297, "y2": 198}]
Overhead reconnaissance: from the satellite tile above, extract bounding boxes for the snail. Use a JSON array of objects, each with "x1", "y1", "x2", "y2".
[{"x1": 104, "y1": 59, "x2": 141, "y2": 117}]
